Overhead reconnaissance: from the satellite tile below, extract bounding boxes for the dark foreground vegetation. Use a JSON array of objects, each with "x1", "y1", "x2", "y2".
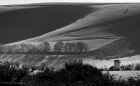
[{"x1": 0, "y1": 61, "x2": 140, "y2": 86}]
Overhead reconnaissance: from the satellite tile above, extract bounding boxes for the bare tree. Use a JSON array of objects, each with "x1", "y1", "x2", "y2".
[
  {"x1": 19, "y1": 44, "x2": 39, "y2": 53},
  {"x1": 37, "y1": 43, "x2": 46, "y2": 52},
  {"x1": 64, "y1": 43, "x2": 73, "y2": 52},
  {"x1": 9, "y1": 44, "x2": 21, "y2": 53},
  {"x1": 83, "y1": 43, "x2": 89, "y2": 52},
  {"x1": 25, "y1": 44, "x2": 37, "y2": 53},
  {"x1": 44, "y1": 42, "x2": 51, "y2": 52},
  {"x1": 37, "y1": 42, "x2": 51, "y2": 52},
  {"x1": 0, "y1": 44, "x2": 3, "y2": 53},
  {"x1": 64, "y1": 42, "x2": 89, "y2": 52},
  {"x1": 54, "y1": 41, "x2": 64, "y2": 52},
  {"x1": 0, "y1": 45, "x2": 7, "y2": 53},
  {"x1": 20, "y1": 44, "x2": 29, "y2": 52},
  {"x1": 71, "y1": 43, "x2": 77, "y2": 52},
  {"x1": 69, "y1": 43, "x2": 73, "y2": 52},
  {"x1": 76, "y1": 42, "x2": 89, "y2": 52},
  {"x1": 64, "y1": 43, "x2": 69, "y2": 52}
]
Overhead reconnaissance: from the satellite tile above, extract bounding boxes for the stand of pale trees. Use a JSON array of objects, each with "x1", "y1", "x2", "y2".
[
  {"x1": 0, "y1": 41, "x2": 89, "y2": 53},
  {"x1": 0, "y1": 42, "x2": 51, "y2": 53},
  {"x1": 54, "y1": 42, "x2": 89, "y2": 52}
]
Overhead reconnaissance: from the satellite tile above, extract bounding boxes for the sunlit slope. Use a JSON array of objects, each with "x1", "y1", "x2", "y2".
[{"x1": 89, "y1": 38, "x2": 136, "y2": 59}]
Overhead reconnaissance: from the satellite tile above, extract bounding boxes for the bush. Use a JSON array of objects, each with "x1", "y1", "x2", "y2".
[
  {"x1": 19, "y1": 61, "x2": 140, "y2": 86},
  {"x1": 109, "y1": 66, "x2": 120, "y2": 71},
  {"x1": 0, "y1": 62, "x2": 29, "y2": 86},
  {"x1": 22, "y1": 60, "x2": 107, "y2": 86},
  {"x1": 54, "y1": 61, "x2": 103, "y2": 85},
  {"x1": 21, "y1": 67, "x2": 56, "y2": 86},
  {"x1": 135, "y1": 64, "x2": 140, "y2": 70},
  {"x1": 109, "y1": 66, "x2": 115, "y2": 71},
  {"x1": 2, "y1": 61, "x2": 140, "y2": 86},
  {"x1": 124, "y1": 65, "x2": 132, "y2": 71}
]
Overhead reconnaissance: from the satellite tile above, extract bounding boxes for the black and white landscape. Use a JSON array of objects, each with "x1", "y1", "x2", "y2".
[{"x1": 1, "y1": 3, "x2": 140, "y2": 85}]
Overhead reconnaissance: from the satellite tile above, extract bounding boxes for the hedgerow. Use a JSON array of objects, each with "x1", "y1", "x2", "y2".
[{"x1": 1, "y1": 61, "x2": 140, "y2": 86}]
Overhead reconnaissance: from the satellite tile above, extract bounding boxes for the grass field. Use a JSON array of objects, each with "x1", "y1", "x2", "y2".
[
  {"x1": 83, "y1": 55, "x2": 140, "y2": 68},
  {"x1": 104, "y1": 71, "x2": 140, "y2": 80}
]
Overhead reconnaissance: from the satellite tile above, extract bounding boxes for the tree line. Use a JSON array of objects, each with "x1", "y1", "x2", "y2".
[
  {"x1": 0, "y1": 41, "x2": 89, "y2": 54},
  {"x1": 54, "y1": 41, "x2": 89, "y2": 52}
]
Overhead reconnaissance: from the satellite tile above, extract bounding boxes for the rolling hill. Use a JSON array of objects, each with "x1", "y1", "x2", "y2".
[
  {"x1": 7, "y1": 3, "x2": 140, "y2": 52},
  {"x1": 1, "y1": 3, "x2": 140, "y2": 68}
]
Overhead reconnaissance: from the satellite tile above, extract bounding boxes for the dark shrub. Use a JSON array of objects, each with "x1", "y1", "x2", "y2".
[
  {"x1": 23, "y1": 60, "x2": 106, "y2": 86},
  {"x1": 53, "y1": 61, "x2": 106, "y2": 86},
  {"x1": 109, "y1": 66, "x2": 115, "y2": 71},
  {"x1": 124, "y1": 65, "x2": 132, "y2": 71},
  {"x1": 0, "y1": 62, "x2": 29, "y2": 86},
  {"x1": 109, "y1": 66, "x2": 121, "y2": 71},
  {"x1": 3, "y1": 61, "x2": 140, "y2": 86},
  {"x1": 21, "y1": 67, "x2": 56, "y2": 86},
  {"x1": 135, "y1": 64, "x2": 140, "y2": 70}
]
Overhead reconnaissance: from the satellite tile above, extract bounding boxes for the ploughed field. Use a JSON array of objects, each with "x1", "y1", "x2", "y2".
[{"x1": 0, "y1": 54, "x2": 86, "y2": 69}]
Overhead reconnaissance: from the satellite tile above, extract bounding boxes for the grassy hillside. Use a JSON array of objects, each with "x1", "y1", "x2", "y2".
[{"x1": 89, "y1": 38, "x2": 137, "y2": 59}]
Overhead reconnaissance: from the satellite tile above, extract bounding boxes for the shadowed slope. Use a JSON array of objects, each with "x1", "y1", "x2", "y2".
[
  {"x1": 0, "y1": 5, "x2": 92, "y2": 44},
  {"x1": 13, "y1": 4, "x2": 140, "y2": 45}
]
